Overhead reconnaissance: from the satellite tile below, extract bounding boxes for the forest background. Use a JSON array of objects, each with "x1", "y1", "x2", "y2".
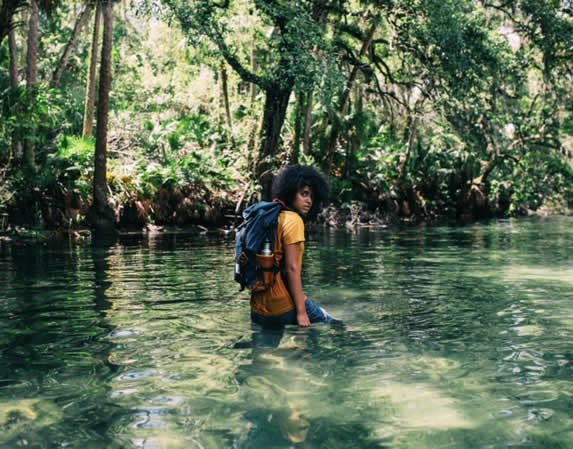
[{"x1": 1, "y1": 0, "x2": 572, "y2": 236}]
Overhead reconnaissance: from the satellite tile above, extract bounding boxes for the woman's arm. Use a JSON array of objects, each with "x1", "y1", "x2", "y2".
[{"x1": 284, "y1": 242, "x2": 310, "y2": 327}]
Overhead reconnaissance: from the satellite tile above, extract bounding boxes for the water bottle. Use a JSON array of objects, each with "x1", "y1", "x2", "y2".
[
  {"x1": 255, "y1": 238, "x2": 274, "y2": 291},
  {"x1": 260, "y1": 239, "x2": 272, "y2": 256}
]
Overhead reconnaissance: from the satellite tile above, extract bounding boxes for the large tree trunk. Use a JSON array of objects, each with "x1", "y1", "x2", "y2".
[
  {"x1": 51, "y1": 1, "x2": 93, "y2": 88},
  {"x1": 24, "y1": 0, "x2": 39, "y2": 172},
  {"x1": 257, "y1": 86, "x2": 292, "y2": 200},
  {"x1": 8, "y1": 27, "x2": 23, "y2": 161},
  {"x1": 90, "y1": 0, "x2": 114, "y2": 235},
  {"x1": 83, "y1": 1, "x2": 101, "y2": 138}
]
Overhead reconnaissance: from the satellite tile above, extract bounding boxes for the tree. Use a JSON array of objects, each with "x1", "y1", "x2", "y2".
[
  {"x1": 302, "y1": 90, "x2": 313, "y2": 155},
  {"x1": 8, "y1": 27, "x2": 23, "y2": 161},
  {"x1": 83, "y1": 1, "x2": 101, "y2": 138},
  {"x1": 90, "y1": 0, "x2": 115, "y2": 235},
  {"x1": 8, "y1": 28, "x2": 18, "y2": 91},
  {"x1": 24, "y1": 0, "x2": 39, "y2": 172},
  {"x1": 162, "y1": 0, "x2": 333, "y2": 198},
  {"x1": 219, "y1": 60, "x2": 234, "y2": 146}
]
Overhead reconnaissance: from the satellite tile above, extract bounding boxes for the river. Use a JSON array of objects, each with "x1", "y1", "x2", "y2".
[{"x1": 1, "y1": 216, "x2": 571, "y2": 449}]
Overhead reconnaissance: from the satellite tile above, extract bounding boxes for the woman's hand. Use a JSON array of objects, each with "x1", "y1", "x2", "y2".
[{"x1": 297, "y1": 310, "x2": 310, "y2": 327}]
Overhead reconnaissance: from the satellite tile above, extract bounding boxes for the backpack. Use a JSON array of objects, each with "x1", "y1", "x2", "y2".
[{"x1": 234, "y1": 200, "x2": 285, "y2": 291}]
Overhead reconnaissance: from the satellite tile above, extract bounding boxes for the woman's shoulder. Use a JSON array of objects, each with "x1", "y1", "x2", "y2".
[
  {"x1": 278, "y1": 210, "x2": 305, "y2": 242},
  {"x1": 279, "y1": 209, "x2": 303, "y2": 224},
  {"x1": 278, "y1": 210, "x2": 304, "y2": 232}
]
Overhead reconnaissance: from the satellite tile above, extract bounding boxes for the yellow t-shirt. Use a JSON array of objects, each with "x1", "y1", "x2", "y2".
[{"x1": 250, "y1": 210, "x2": 305, "y2": 316}]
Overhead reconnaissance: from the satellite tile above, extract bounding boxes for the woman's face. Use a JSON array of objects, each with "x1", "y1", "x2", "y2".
[{"x1": 292, "y1": 185, "x2": 313, "y2": 216}]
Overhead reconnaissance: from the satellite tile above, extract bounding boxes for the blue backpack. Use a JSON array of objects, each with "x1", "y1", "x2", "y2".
[{"x1": 234, "y1": 200, "x2": 285, "y2": 291}]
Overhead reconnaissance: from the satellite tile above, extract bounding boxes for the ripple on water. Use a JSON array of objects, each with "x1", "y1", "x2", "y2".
[
  {"x1": 131, "y1": 408, "x2": 170, "y2": 429},
  {"x1": 149, "y1": 396, "x2": 185, "y2": 406},
  {"x1": 111, "y1": 388, "x2": 139, "y2": 398},
  {"x1": 493, "y1": 408, "x2": 514, "y2": 417},
  {"x1": 526, "y1": 407, "x2": 555, "y2": 421},
  {"x1": 517, "y1": 389, "x2": 559, "y2": 405},
  {"x1": 109, "y1": 328, "x2": 140, "y2": 338},
  {"x1": 117, "y1": 369, "x2": 158, "y2": 382}
]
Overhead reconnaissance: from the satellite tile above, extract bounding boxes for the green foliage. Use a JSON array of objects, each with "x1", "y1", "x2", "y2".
[
  {"x1": 1, "y1": 84, "x2": 79, "y2": 165},
  {"x1": 329, "y1": 177, "x2": 355, "y2": 204},
  {"x1": 1, "y1": 0, "x2": 572, "y2": 228},
  {"x1": 490, "y1": 149, "x2": 573, "y2": 214},
  {"x1": 0, "y1": 169, "x2": 25, "y2": 213},
  {"x1": 133, "y1": 150, "x2": 234, "y2": 198},
  {"x1": 161, "y1": 0, "x2": 332, "y2": 94},
  {"x1": 330, "y1": 126, "x2": 405, "y2": 202},
  {"x1": 0, "y1": 177, "x2": 15, "y2": 211},
  {"x1": 111, "y1": 113, "x2": 238, "y2": 201},
  {"x1": 44, "y1": 135, "x2": 95, "y2": 199}
]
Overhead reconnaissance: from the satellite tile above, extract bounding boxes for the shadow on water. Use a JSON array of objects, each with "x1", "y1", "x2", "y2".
[{"x1": 232, "y1": 323, "x2": 390, "y2": 449}]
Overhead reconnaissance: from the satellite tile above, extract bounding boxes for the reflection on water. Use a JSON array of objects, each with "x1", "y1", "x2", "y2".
[{"x1": 0, "y1": 216, "x2": 572, "y2": 449}]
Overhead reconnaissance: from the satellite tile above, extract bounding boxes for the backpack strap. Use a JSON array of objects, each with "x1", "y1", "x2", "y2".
[{"x1": 272, "y1": 198, "x2": 287, "y2": 208}]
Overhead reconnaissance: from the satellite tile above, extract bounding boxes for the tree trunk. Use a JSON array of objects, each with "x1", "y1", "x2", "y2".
[
  {"x1": 249, "y1": 35, "x2": 257, "y2": 106},
  {"x1": 8, "y1": 28, "x2": 18, "y2": 89},
  {"x1": 399, "y1": 94, "x2": 426, "y2": 180},
  {"x1": 345, "y1": 83, "x2": 363, "y2": 177},
  {"x1": 83, "y1": 1, "x2": 101, "y2": 138},
  {"x1": 91, "y1": 0, "x2": 114, "y2": 235},
  {"x1": 24, "y1": 0, "x2": 38, "y2": 172},
  {"x1": 257, "y1": 86, "x2": 292, "y2": 200},
  {"x1": 339, "y1": 23, "x2": 376, "y2": 114},
  {"x1": 220, "y1": 61, "x2": 234, "y2": 146},
  {"x1": 8, "y1": 27, "x2": 23, "y2": 161},
  {"x1": 399, "y1": 115, "x2": 418, "y2": 181},
  {"x1": 246, "y1": 34, "x2": 259, "y2": 170},
  {"x1": 303, "y1": 90, "x2": 313, "y2": 155},
  {"x1": 292, "y1": 91, "x2": 305, "y2": 163},
  {"x1": 51, "y1": 1, "x2": 93, "y2": 88},
  {"x1": 25, "y1": 0, "x2": 38, "y2": 95},
  {"x1": 325, "y1": 22, "x2": 377, "y2": 172}
]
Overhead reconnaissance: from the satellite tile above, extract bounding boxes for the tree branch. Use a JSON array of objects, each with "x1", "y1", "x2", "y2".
[
  {"x1": 0, "y1": 0, "x2": 27, "y2": 45},
  {"x1": 51, "y1": 1, "x2": 94, "y2": 87},
  {"x1": 210, "y1": 29, "x2": 267, "y2": 89}
]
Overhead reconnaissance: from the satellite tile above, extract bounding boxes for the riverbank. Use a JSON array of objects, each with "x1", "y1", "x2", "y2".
[{"x1": 1, "y1": 199, "x2": 570, "y2": 246}]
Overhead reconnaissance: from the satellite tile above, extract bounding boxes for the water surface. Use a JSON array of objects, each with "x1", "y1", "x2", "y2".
[{"x1": 1, "y1": 216, "x2": 572, "y2": 449}]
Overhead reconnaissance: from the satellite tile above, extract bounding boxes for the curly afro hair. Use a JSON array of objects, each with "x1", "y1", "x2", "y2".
[{"x1": 271, "y1": 165, "x2": 329, "y2": 219}]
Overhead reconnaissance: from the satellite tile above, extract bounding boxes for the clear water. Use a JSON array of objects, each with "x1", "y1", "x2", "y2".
[{"x1": 1, "y1": 216, "x2": 572, "y2": 449}]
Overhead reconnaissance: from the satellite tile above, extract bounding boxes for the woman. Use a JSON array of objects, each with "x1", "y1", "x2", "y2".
[{"x1": 250, "y1": 165, "x2": 338, "y2": 328}]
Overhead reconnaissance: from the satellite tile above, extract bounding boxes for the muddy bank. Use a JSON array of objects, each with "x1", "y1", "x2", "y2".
[
  {"x1": 2, "y1": 202, "x2": 570, "y2": 248},
  {"x1": 1, "y1": 180, "x2": 570, "y2": 245}
]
